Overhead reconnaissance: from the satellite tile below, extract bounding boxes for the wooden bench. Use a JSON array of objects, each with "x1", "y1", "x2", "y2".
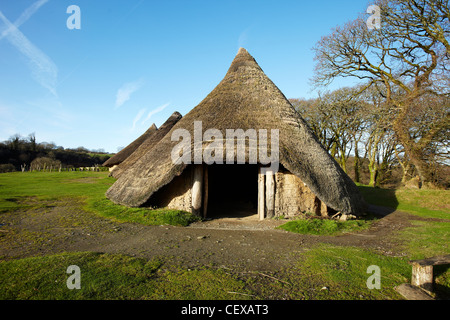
[{"x1": 396, "y1": 254, "x2": 450, "y2": 300}]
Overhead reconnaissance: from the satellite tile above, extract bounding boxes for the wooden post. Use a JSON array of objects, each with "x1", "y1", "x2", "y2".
[
  {"x1": 265, "y1": 170, "x2": 275, "y2": 219},
  {"x1": 203, "y1": 165, "x2": 209, "y2": 219},
  {"x1": 320, "y1": 201, "x2": 329, "y2": 217},
  {"x1": 258, "y1": 168, "x2": 265, "y2": 221},
  {"x1": 411, "y1": 263, "x2": 434, "y2": 292},
  {"x1": 192, "y1": 164, "x2": 203, "y2": 216}
]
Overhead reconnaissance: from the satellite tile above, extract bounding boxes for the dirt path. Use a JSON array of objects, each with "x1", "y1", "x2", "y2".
[{"x1": 0, "y1": 199, "x2": 419, "y2": 272}]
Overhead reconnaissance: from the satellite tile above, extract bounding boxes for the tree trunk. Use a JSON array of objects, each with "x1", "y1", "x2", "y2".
[
  {"x1": 366, "y1": 127, "x2": 384, "y2": 187},
  {"x1": 395, "y1": 133, "x2": 436, "y2": 188},
  {"x1": 368, "y1": 140, "x2": 379, "y2": 187},
  {"x1": 395, "y1": 147, "x2": 413, "y2": 184},
  {"x1": 353, "y1": 145, "x2": 361, "y2": 183},
  {"x1": 401, "y1": 163, "x2": 411, "y2": 184},
  {"x1": 368, "y1": 164, "x2": 378, "y2": 187},
  {"x1": 392, "y1": 101, "x2": 439, "y2": 188},
  {"x1": 339, "y1": 151, "x2": 347, "y2": 173},
  {"x1": 330, "y1": 142, "x2": 337, "y2": 161},
  {"x1": 407, "y1": 150, "x2": 436, "y2": 189}
]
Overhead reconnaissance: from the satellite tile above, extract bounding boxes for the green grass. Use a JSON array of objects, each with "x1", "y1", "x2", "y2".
[
  {"x1": 397, "y1": 219, "x2": 450, "y2": 299},
  {"x1": 241, "y1": 243, "x2": 412, "y2": 300},
  {"x1": 274, "y1": 184, "x2": 449, "y2": 298},
  {"x1": 1, "y1": 247, "x2": 446, "y2": 300},
  {"x1": 357, "y1": 184, "x2": 450, "y2": 259},
  {"x1": 277, "y1": 217, "x2": 373, "y2": 236},
  {"x1": 1, "y1": 172, "x2": 449, "y2": 300},
  {"x1": 0, "y1": 252, "x2": 251, "y2": 300},
  {"x1": 0, "y1": 172, "x2": 110, "y2": 212},
  {"x1": 357, "y1": 184, "x2": 449, "y2": 220},
  {"x1": 290, "y1": 244, "x2": 411, "y2": 299},
  {"x1": 397, "y1": 220, "x2": 450, "y2": 260},
  {"x1": 0, "y1": 171, "x2": 199, "y2": 226},
  {"x1": 85, "y1": 197, "x2": 200, "y2": 227},
  {"x1": 0, "y1": 248, "x2": 416, "y2": 300},
  {"x1": 356, "y1": 184, "x2": 450, "y2": 298}
]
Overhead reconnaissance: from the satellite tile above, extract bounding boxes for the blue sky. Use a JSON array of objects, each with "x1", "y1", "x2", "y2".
[{"x1": 0, "y1": 0, "x2": 369, "y2": 153}]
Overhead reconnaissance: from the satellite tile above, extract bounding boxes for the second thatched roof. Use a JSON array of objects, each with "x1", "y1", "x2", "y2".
[
  {"x1": 102, "y1": 123, "x2": 158, "y2": 168},
  {"x1": 110, "y1": 111, "x2": 182, "y2": 178}
]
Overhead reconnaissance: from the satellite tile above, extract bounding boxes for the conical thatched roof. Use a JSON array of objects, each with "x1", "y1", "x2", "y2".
[
  {"x1": 106, "y1": 48, "x2": 366, "y2": 215},
  {"x1": 103, "y1": 123, "x2": 158, "y2": 168},
  {"x1": 110, "y1": 111, "x2": 182, "y2": 178}
]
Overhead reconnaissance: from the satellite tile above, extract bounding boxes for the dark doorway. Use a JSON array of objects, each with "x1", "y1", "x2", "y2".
[{"x1": 206, "y1": 164, "x2": 258, "y2": 219}]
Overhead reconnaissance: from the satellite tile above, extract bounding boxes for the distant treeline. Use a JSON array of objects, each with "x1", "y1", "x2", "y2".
[{"x1": 0, "y1": 133, "x2": 113, "y2": 173}]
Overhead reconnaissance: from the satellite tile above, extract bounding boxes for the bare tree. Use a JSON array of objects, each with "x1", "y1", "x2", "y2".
[
  {"x1": 312, "y1": 0, "x2": 449, "y2": 187},
  {"x1": 291, "y1": 97, "x2": 334, "y2": 151}
]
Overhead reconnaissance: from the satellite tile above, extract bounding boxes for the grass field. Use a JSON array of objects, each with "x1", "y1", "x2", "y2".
[
  {"x1": 0, "y1": 171, "x2": 199, "y2": 226},
  {"x1": 0, "y1": 171, "x2": 448, "y2": 300},
  {"x1": 357, "y1": 184, "x2": 449, "y2": 220}
]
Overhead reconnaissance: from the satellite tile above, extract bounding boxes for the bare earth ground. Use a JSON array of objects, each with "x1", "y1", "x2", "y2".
[{"x1": 0, "y1": 198, "x2": 426, "y2": 273}]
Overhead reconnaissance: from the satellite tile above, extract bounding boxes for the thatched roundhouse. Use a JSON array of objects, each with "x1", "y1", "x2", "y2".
[
  {"x1": 103, "y1": 123, "x2": 158, "y2": 172},
  {"x1": 106, "y1": 48, "x2": 366, "y2": 219}
]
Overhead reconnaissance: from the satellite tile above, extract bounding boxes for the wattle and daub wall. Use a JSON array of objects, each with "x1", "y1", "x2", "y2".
[{"x1": 146, "y1": 164, "x2": 330, "y2": 218}]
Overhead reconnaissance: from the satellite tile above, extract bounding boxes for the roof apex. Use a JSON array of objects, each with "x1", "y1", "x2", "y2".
[
  {"x1": 227, "y1": 47, "x2": 261, "y2": 74},
  {"x1": 238, "y1": 47, "x2": 248, "y2": 54}
]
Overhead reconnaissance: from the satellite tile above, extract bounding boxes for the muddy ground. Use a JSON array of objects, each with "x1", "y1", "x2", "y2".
[{"x1": 0, "y1": 198, "x2": 425, "y2": 273}]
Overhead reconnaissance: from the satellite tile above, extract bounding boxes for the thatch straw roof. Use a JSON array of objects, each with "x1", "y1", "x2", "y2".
[
  {"x1": 103, "y1": 123, "x2": 158, "y2": 168},
  {"x1": 106, "y1": 48, "x2": 366, "y2": 215},
  {"x1": 110, "y1": 111, "x2": 182, "y2": 178}
]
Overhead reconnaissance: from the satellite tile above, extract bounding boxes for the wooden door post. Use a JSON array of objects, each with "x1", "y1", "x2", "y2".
[
  {"x1": 258, "y1": 167, "x2": 265, "y2": 221},
  {"x1": 265, "y1": 169, "x2": 275, "y2": 219},
  {"x1": 202, "y1": 165, "x2": 209, "y2": 219},
  {"x1": 192, "y1": 164, "x2": 203, "y2": 216}
]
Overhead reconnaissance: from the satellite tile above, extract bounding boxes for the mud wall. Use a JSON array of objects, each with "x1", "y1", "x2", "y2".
[{"x1": 274, "y1": 169, "x2": 329, "y2": 217}]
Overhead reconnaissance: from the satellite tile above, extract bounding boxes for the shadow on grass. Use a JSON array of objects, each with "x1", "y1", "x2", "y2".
[
  {"x1": 434, "y1": 265, "x2": 450, "y2": 300},
  {"x1": 357, "y1": 185, "x2": 400, "y2": 217}
]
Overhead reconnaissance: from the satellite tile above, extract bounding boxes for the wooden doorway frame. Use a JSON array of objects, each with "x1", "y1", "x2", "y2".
[{"x1": 197, "y1": 164, "x2": 273, "y2": 221}]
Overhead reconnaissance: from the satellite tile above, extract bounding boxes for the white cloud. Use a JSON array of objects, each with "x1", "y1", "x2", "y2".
[
  {"x1": 0, "y1": 0, "x2": 48, "y2": 38},
  {"x1": 115, "y1": 78, "x2": 144, "y2": 109},
  {"x1": 0, "y1": 1, "x2": 58, "y2": 96},
  {"x1": 142, "y1": 102, "x2": 170, "y2": 124},
  {"x1": 131, "y1": 108, "x2": 147, "y2": 132}
]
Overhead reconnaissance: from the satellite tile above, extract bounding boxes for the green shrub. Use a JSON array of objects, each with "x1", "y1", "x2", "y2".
[{"x1": 0, "y1": 163, "x2": 15, "y2": 173}]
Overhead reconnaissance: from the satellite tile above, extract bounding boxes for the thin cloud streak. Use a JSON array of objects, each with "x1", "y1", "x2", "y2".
[
  {"x1": 131, "y1": 108, "x2": 147, "y2": 132},
  {"x1": 142, "y1": 102, "x2": 170, "y2": 124},
  {"x1": 238, "y1": 26, "x2": 253, "y2": 49},
  {"x1": 0, "y1": 0, "x2": 48, "y2": 41},
  {"x1": 115, "y1": 78, "x2": 145, "y2": 109},
  {"x1": 0, "y1": 3, "x2": 58, "y2": 96}
]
